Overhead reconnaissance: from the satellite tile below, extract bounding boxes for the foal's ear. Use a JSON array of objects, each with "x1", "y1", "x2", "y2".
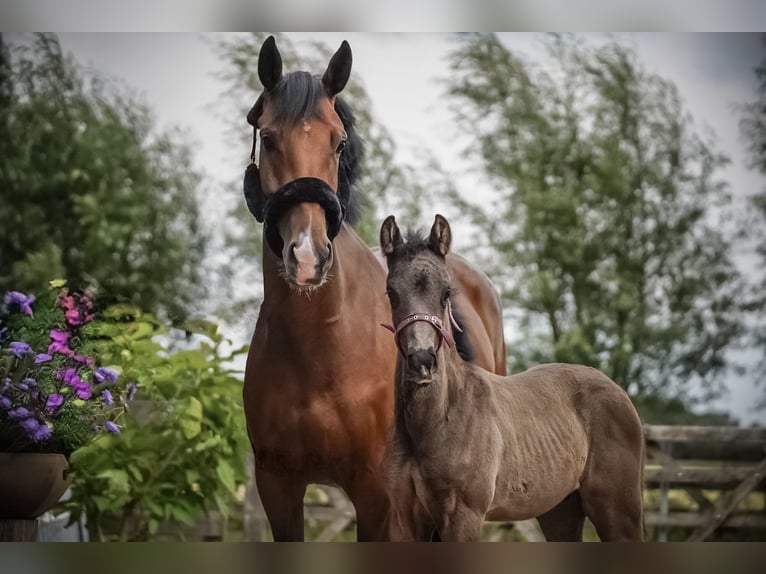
[
  {"x1": 429, "y1": 214, "x2": 451, "y2": 257},
  {"x1": 380, "y1": 215, "x2": 403, "y2": 257},
  {"x1": 322, "y1": 41, "x2": 353, "y2": 96},
  {"x1": 258, "y1": 35, "x2": 283, "y2": 91}
]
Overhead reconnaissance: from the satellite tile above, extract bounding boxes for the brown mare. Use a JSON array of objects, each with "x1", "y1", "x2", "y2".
[
  {"x1": 241, "y1": 37, "x2": 506, "y2": 541},
  {"x1": 380, "y1": 215, "x2": 645, "y2": 542}
]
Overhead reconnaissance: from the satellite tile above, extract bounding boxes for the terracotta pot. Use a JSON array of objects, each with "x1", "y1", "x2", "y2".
[{"x1": 0, "y1": 453, "x2": 70, "y2": 519}]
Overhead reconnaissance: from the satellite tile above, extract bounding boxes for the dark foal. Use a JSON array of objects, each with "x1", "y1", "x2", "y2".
[{"x1": 380, "y1": 214, "x2": 645, "y2": 542}]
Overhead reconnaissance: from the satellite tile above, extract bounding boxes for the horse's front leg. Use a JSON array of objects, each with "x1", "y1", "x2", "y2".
[
  {"x1": 255, "y1": 466, "x2": 307, "y2": 541},
  {"x1": 346, "y1": 471, "x2": 393, "y2": 541}
]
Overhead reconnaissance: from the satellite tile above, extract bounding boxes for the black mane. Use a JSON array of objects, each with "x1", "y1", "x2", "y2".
[{"x1": 265, "y1": 71, "x2": 365, "y2": 225}]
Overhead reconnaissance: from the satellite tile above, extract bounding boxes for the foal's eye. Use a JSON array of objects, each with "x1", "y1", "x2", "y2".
[
  {"x1": 386, "y1": 288, "x2": 399, "y2": 308},
  {"x1": 261, "y1": 134, "x2": 275, "y2": 152},
  {"x1": 336, "y1": 139, "x2": 347, "y2": 155},
  {"x1": 441, "y1": 287, "x2": 452, "y2": 307}
]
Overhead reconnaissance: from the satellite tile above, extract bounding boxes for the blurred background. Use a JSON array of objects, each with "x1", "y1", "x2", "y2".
[{"x1": 1, "y1": 32, "x2": 766, "y2": 541}]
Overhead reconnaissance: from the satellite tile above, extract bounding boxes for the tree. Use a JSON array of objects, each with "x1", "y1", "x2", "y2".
[
  {"x1": 0, "y1": 34, "x2": 206, "y2": 322},
  {"x1": 739, "y1": 33, "x2": 766, "y2": 408},
  {"x1": 445, "y1": 34, "x2": 744, "y2": 415},
  {"x1": 213, "y1": 33, "x2": 450, "y2": 325}
]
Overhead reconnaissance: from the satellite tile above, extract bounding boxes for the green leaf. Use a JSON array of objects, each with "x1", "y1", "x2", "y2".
[
  {"x1": 179, "y1": 396, "x2": 203, "y2": 439},
  {"x1": 216, "y1": 460, "x2": 236, "y2": 494}
]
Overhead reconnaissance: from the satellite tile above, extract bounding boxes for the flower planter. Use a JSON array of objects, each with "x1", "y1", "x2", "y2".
[{"x1": 0, "y1": 452, "x2": 70, "y2": 519}]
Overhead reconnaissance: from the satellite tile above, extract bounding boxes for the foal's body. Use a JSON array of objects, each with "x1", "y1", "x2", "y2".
[
  {"x1": 387, "y1": 359, "x2": 644, "y2": 541},
  {"x1": 380, "y1": 215, "x2": 644, "y2": 542}
]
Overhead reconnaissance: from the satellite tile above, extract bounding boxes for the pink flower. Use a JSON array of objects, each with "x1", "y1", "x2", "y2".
[{"x1": 48, "y1": 329, "x2": 74, "y2": 357}]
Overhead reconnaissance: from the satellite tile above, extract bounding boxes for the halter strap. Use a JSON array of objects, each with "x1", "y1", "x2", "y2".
[{"x1": 381, "y1": 300, "x2": 464, "y2": 357}]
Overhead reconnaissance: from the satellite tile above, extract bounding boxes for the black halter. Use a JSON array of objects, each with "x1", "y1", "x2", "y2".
[{"x1": 243, "y1": 131, "x2": 345, "y2": 256}]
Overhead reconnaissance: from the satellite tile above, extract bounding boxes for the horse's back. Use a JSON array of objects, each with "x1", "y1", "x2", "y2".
[{"x1": 446, "y1": 253, "x2": 506, "y2": 375}]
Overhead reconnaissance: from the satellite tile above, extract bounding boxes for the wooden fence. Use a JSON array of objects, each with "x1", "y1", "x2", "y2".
[
  {"x1": 643, "y1": 425, "x2": 766, "y2": 541},
  {"x1": 242, "y1": 425, "x2": 766, "y2": 542}
]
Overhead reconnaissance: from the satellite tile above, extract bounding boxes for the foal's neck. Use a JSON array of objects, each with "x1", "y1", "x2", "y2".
[{"x1": 396, "y1": 345, "x2": 466, "y2": 443}]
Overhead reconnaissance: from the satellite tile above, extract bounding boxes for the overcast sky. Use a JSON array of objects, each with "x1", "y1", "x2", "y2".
[{"x1": 44, "y1": 33, "x2": 766, "y2": 424}]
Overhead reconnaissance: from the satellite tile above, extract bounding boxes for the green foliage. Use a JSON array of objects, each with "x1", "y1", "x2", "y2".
[
  {"x1": 739, "y1": 34, "x2": 766, "y2": 405},
  {"x1": 61, "y1": 309, "x2": 249, "y2": 541},
  {"x1": 446, "y1": 34, "x2": 744, "y2": 407},
  {"x1": 0, "y1": 34, "x2": 206, "y2": 322}
]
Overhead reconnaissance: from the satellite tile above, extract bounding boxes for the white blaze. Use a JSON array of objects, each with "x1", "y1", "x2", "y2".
[{"x1": 293, "y1": 232, "x2": 317, "y2": 284}]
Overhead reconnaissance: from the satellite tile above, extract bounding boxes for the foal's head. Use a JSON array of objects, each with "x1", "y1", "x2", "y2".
[
  {"x1": 380, "y1": 214, "x2": 455, "y2": 385},
  {"x1": 244, "y1": 36, "x2": 363, "y2": 290}
]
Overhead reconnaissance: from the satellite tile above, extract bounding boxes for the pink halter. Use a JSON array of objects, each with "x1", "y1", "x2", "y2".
[{"x1": 381, "y1": 300, "x2": 464, "y2": 357}]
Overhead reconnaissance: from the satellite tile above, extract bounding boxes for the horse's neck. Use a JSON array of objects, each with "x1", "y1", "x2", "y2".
[
  {"x1": 395, "y1": 348, "x2": 466, "y2": 443},
  {"x1": 261, "y1": 225, "x2": 382, "y2": 327}
]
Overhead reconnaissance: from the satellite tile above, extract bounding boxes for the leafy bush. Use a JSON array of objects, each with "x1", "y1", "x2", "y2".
[{"x1": 61, "y1": 307, "x2": 249, "y2": 541}]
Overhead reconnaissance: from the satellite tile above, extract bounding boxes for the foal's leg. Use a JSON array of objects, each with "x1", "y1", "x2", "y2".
[
  {"x1": 255, "y1": 468, "x2": 307, "y2": 541},
  {"x1": 579, "y1": 446, "x2": 644, "y2": 541},
  {"x1": 536, "y1": 491, "x2": 586, "y2": 541},
  {"x1": 434, "y1": 503, "x2": 484, "y2": 542}
]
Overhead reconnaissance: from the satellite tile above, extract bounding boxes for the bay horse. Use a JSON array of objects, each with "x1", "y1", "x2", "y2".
[
  {"x1": 380, "y1": 214, "x2": 645, "y2": 542},
  {"x1": 241, "y1": 37, "x2": 506, "y2": 541}
]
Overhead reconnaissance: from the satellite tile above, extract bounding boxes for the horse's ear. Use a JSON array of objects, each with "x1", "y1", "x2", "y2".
[
  {"x1": 429, "y1": 214, "x2": 451, "y2": 257},
  {"x1": 322, "y1": 40, "x2": 352, "y2": 96},
  {"x1": 380, "y1": 215, "x2": 402, "y2": 257},
  {"x1": 258, "y1": 35, "x2": 283, "y2": 91}
]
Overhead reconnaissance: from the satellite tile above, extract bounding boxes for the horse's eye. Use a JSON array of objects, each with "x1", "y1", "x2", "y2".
[
  {"x1": 261, "y1": 134, "x2": 275, "y2": 152},
  {"x1": 336, "y1": 139, "x2": 347, "y2": 155},
  {"x1": 386, "y1": 288, "x2": 399, "y2": 308}
]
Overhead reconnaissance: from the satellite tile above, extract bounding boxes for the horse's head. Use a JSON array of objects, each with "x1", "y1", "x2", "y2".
[
  {"x1": 244, "y1": 36, "x2": 362, "y2": 290},
  {"x1": 380, "y1": 214, "x2": 459, "y2": 385}
]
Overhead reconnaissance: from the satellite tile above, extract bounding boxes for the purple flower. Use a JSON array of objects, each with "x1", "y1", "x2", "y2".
[
  {"x1": 101, "y1": 389, "x2": 113, "y2": 406},
  {"x1": 104, "y1": 421, "x2": 121, "y2": 434},
  {"x1": 35, "y1": 353, "x2": 53, "y2": 364},
  {"x1": 19, "y1": 417, "x2": 40, "y2": 436},
  {"x1": 57, "y1": 368, "x2": 80, "y2": 387},
  {"x1": 46, "y1": 393, "x2": 64, "y2": 413},
  {"x1": 33, "y1": 424, "x2": 52, "y2": 442},
  {"x1": 0, "y1": 396, "x2": 11, "y2": 409},
  {"x1": 4, "y1": 291, "x2": 36, "y2": 315},
  {"x1": 9, "y1": 341, "x2": 32, "y2": 357},
  {"x1": 8, "y1": 407, "x2": 31, "y2": 419},
  {"x1": 75, "y1": 381, "x2": 92, "y2": 400},
  {"x1": 18, "y1": 383, "x2": 29, "y2": 391},
  {"x1": 126, "y1": 383, "x2": 138, "y2": 401},
  {"x1": 48, "y1": 330, "x2": 74, "y2": 356},
  {"x1": 94, "y1": 367, "x2": 119, "y2": 384},
  {"x1": 23, "y1": 377, "x2": 36, "y2": 386}
]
